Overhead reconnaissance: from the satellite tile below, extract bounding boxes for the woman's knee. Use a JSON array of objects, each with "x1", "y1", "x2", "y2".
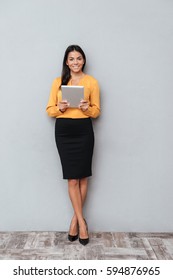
[{"x1": 68, "y1": 179, "x2": 79, "y2": 188}]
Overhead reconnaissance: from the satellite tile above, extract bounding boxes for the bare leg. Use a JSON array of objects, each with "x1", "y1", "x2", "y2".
[
  {"x1": 79, "y1": 177, "x2": 88, "y2": 205},
  {"x1": 69, "y1": 178, "x2": 88, "y2": 235},
  {"x1": 68, "y1": 178, "x2": 88, "y2": 238}
]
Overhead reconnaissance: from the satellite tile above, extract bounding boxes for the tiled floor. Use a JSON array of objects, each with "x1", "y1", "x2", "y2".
[{"x1": 0, "y1": 232, "x2": 173, "y2": 260}]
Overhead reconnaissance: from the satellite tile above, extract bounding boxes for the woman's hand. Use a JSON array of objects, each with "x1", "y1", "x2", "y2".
[
  {"x1": 58, "y1": 100, "x2": 70, "y2": 112},
  {"x1": 79, "y1": 100, "x2": 89, "y2": 112}
]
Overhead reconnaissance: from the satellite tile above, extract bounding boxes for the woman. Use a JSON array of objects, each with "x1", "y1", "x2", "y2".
[{"x1": 46, "y1": 45, "x2": 100, "y2": 245}]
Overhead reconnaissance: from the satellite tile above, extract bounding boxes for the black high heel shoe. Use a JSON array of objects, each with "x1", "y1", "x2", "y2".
[
  {"x1": 79, "y1": 219, "x2": 89, "y2": 246},
  {"x1": 68, "y1": 223, "x2": 79, "y2": 242},
  {"x1": 68, "y1": 233, "x2": 78, "y2": 242}
]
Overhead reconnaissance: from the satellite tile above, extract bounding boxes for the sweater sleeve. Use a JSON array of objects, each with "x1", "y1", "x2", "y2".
[
  {"x1": 83, "y1": 79, "x2": 100, "y2": 118},
  {"x1": 46, "y1": 78, "x2": 63, "y2": 117}
]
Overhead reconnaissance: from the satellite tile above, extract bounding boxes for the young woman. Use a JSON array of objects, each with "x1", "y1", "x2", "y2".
[{"x1": 46, "y1": 45, "x2": 100, "y2": 245}]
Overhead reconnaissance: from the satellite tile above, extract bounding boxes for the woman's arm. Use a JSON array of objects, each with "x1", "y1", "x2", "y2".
[
  {"x1": 81, "y1": 79, "x2": 100, "y2": 118},
  {"x1": 46, "y1": 79, "x2": 64, "y2": 117}
]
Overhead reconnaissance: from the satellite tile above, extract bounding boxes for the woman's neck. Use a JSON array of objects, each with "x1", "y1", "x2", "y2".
[
  {"x1": 70, "y1": 71, "x2": 84, "y2": 79},
  {"x1": 70, "y1": 72, "x2": 85, "y2": 85}
]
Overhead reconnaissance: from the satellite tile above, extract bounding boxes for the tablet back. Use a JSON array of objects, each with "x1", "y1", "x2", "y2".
[{"x1": 61, "y1": 85, "x2": 84, "y2": 107}]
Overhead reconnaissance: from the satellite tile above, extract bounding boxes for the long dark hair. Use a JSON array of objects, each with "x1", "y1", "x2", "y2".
[{"x1": 61, "y1": 45, "x2": 86, "y2": 86}]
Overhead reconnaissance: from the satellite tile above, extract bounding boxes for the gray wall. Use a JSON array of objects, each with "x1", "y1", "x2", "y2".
[{"x1": 0, "y1": 0, "x2": 173, "y2": 232}]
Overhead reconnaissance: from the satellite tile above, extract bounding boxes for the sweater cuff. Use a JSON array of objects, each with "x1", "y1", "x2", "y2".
[{"x1": 83, "y1": 106, "x2": 92, "y2": 115}]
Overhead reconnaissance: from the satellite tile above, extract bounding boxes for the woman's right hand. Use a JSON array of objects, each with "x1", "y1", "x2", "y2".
[{"x1": 58, "y1": 100, "x2": 70, "y2": 112}]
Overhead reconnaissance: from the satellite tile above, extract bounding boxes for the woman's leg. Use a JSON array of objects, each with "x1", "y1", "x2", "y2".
[
  {"x1": 69, "y1": 178, "x2": 88, "y2": 235},
  {"x1": 79, "y1": 177, "x2": 88, "y2": 204},
  {"x1": 68, "y1": 178, "x2": 88, "y2": 238}
]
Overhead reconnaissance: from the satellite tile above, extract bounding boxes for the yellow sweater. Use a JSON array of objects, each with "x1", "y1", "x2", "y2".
[{"x1": 46, "y1": 74, "x2": 100, "y2": 119}]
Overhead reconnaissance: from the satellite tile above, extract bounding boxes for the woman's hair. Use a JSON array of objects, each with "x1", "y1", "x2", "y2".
[{"x1": 61, "y1": 45, "x2": 86, "y2": 86}]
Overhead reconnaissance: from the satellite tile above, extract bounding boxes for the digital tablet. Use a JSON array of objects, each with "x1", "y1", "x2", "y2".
[{"x1": 61, "y1": 85, "x2": 84, "y2": 108}]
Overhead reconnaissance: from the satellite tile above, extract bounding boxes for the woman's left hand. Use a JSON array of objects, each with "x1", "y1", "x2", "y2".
[{"x1": 79, "y1": 100, "x2": 89, "y2": 111}]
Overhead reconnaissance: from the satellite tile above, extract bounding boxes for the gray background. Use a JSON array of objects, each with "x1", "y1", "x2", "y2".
[{"x1": 0, "y1": 0, "x2": 173, "y2": 232}]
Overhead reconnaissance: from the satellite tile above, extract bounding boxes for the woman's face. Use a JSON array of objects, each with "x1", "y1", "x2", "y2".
[{"x1": 66, "y1": 51, "x2": 85, "y2": 74}]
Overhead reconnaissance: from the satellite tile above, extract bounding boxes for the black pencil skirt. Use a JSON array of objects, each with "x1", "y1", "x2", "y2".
[{"x1": 55, "y1": 118, "x2": 94, "y2": 179}]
